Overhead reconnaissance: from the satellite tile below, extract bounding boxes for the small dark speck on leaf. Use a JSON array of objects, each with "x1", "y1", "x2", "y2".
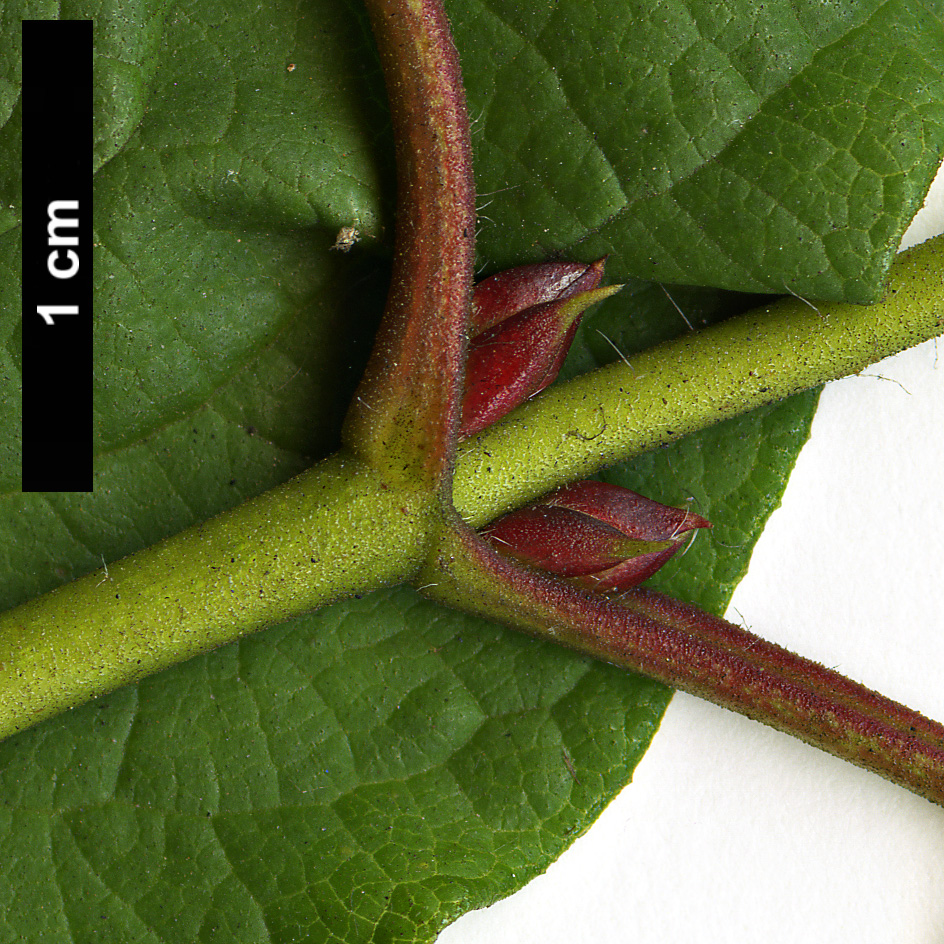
[{"x1": 562, "y1": 749, "x2": 580, "y2": 783}]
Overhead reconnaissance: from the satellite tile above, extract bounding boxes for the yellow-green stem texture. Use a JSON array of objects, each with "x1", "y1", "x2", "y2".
[
  {"x1": 455, "y1": 234, "x2": 944, "y2": 523},
  {"x1": 0, "y1": 234, "x2": 942, "y2": 741},
  {"x1": 0, "y1": 453, "x2": 433, "y2": 740}
]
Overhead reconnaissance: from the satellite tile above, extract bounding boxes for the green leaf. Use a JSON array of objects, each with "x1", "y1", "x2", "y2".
[
  {"x1": 0, "y1": 591, "x2": 670, "y2": 942},
  {"x1": 0, "y1": 0, "x2": 940, "y2": 941},
  {"x1": 455, "y1": 0, "x2": 944, "y2": 301}
]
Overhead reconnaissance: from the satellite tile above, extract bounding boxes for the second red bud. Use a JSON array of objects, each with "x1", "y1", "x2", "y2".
[{"x1": 480, "y1": 481, "x2": 711, "y2": 592}]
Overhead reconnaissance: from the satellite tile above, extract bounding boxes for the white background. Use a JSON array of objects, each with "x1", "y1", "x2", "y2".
[{"x1": 440, "y1": 162, "x2": 944, "y2": 944}]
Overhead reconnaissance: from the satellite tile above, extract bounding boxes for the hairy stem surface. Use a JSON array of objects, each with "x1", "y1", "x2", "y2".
[
  {"x1": 424, "y1": 525, "x2": 944, "y2": 805},
  {"x1": 342, "y1": 0, "x2": 475, "y2": 492},
  {"x1": 455, "y1": 234, "x2": 944, "y2": 522},
  {"x1": 0, "y1": 454, "x2": 432, "y2": 740},
  {"x1": 0, "y1": 237, "x2": 942, "y2": 742}
]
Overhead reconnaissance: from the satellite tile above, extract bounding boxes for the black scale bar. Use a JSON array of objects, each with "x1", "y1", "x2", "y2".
[{"x1": 21, "y1": 19, "x2": 94, "y2": 492}]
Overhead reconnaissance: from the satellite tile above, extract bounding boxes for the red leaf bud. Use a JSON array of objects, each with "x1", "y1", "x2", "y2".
[
  {"x1": 460, "y1": 260, "x2": 619, "y2": 439},
  {"x1": 470, "y1": 260, "x2": 605, "y2": 334},
  {"x1": 481, "y1": 481, "x2": 711, "y2": 592}
]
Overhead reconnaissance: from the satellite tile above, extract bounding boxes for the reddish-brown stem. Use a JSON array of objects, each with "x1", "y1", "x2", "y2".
[
  {"x1": 353, "y1": 0, "x2": 944, "y2": 807},
  {"x1": 343, "y1": 0, "x2": 476, "y2": 493},
  {"x1": 425, "y1": 525, "x2": 944, "y2": 806}
]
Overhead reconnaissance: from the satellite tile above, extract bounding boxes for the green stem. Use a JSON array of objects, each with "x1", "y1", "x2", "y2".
[
  {"x1": 0, "y1": 453, "x2": 433, "y2": 740},
  {"x1": 0, "y1": 236, "x2": 942, "y2": 741},
  {"x1": 454, "y1": 233, "x2": 944, "y2": 523}
]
